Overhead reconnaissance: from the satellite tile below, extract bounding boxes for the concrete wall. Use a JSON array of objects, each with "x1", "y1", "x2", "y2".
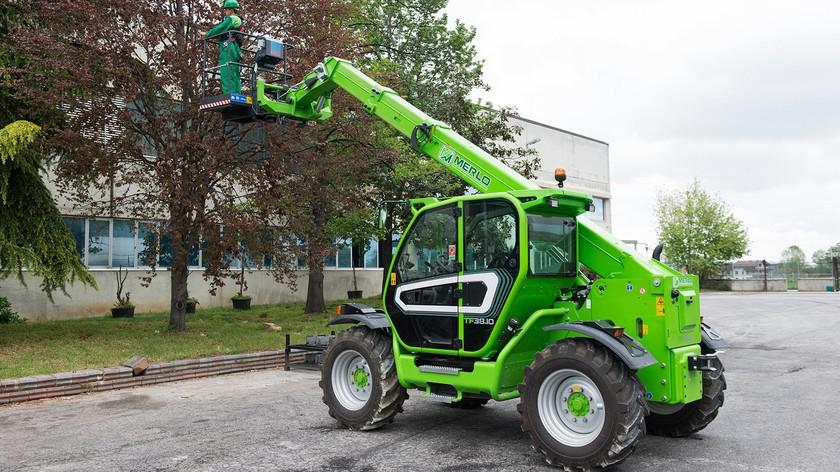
[
  {"x1": 798, "y1": 278, "x2": 837, "y2": 292},
  {"x1": 2, "y1": 269, "x2": 384, "y2": 321},
  {"x1": 703, "y1": 278, "x2": 837, "y2": 292}
]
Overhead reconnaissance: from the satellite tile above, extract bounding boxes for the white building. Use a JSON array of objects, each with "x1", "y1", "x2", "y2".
[{"x1": 508, "y1": 115, "x2": 612, "y2": 231}]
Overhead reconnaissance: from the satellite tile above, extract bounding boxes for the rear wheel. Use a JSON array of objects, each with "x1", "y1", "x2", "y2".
[
  {"x1": 518, "y1": 339, "x2": 647, "y2": 471},
  {"x1": 320, "y1": 326, "x2": 407, "y2": 430},
  {"x1": 646, "y1": 362, "x2": 726, "y2": 437}
]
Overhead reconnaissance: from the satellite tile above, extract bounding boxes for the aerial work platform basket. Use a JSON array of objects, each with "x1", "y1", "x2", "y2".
[{"x1": 199, "y1": 32, "x2": 292, "y2": 123}]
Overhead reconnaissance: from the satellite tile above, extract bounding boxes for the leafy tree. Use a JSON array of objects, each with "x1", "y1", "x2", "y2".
[
  {"x1": 7, "y1": 0, "x2": 355, "y2": 329},
  {"x1": 781, "y1": 245, "x2": 806, "y2": 278},
  {"x1": 0, "y1": 2, "x2": 93, "y2": 300},
  {"x1": 812, "y1": 243, "x2": 840, "y2": 274},
  {"x1": 656, "y1": 180, "x2": 749, "y2": 280},
  {"x1": 258, "y1": 93, "x2": 395, "y2": 313},
  {"x1": 0, "y1": 120, "x2": 95, "y2": 297},
  {"x1": 353, "y1": 0, "x2": 539, "y2": 280}
]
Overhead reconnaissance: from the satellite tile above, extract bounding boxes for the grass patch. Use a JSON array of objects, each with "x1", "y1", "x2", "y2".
[{"x1": 0, "y1": 297, "x2": 380, "y2": 379}]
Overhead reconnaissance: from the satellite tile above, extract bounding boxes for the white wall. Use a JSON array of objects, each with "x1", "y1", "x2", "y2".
[
  {"x1": 704, "y1": 278, "x2": 837, "y2": 292},
  {"x1": 2, "y1": 269, "x2": 384, "y2": 321}
]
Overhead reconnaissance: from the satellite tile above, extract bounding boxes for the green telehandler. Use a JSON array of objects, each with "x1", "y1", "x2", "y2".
[{"x1": 201, "y1": 37, "x2": 726, "y2": 471}]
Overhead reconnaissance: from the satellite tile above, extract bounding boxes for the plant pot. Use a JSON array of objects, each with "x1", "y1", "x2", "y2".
[
  {"x1": 231, "y1": 297, "x2": 251, "y2": 310},
  {"x1": 111, "y1": 306, "x2": 135, "y2": 318},
  {"x1": 185, "y1": 301, "x2": 197, "y2": 314},
  {"x1": 347, "y1": 290, "x2": 363, "y2": 299}
]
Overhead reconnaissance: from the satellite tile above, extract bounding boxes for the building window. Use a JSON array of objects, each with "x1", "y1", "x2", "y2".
[
  {"x1": 138, "y1": 222, "x2": 157, "y2": 267},
  {"x1": 324, "y1": 250, "x2": 336, "y2": 269},
  {"x1": 363, "y1": 239, "x2": 378, "y2": 269},
  {"x1": 189, "y1": 244, "x2": 201, "y2": 268},
  {"x1": 337, "y1": 241, "x2": 352, "y2": 269},
  {"x1": 87, "y1": 220, "x2": 111, "y2": 267},
  {"x1": 63, "y1": 217, "x2": 86, "y2": 261},
  {"x1": 158, "y1": 231, "x2": 173, "y2": 268},
  {"x1": 112, "y1": 219, "x2": 135, "y2": 268},
  {"x1": 66, "y1": 217, "x2": 387, "y2": 271}
]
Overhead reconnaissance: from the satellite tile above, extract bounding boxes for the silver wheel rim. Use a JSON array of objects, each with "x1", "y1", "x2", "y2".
[
  {"x1": 537, "y1": 369, "x2": 606, "y2": 447},
  {"x1": 331, "y1": 349, "x2": 372, "y2": 411}
]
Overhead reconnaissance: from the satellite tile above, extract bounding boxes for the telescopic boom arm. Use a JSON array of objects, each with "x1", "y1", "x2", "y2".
[
  {"x1": 258, "y1": 57, "x2": 537, "y2": 194},
  {"x1": 253, "y1": 56, "x2": 674, "y2": 280}
]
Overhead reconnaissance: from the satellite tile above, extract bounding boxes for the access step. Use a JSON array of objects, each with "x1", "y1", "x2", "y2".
[
  {"x1": 418, "y1": 365, "x2": 461, "y2": 375},
  {"x1": 424, "y1": 393, "x2": 455, "y2": 403}
]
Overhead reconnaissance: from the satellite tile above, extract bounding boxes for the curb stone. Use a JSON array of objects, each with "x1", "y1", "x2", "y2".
[{"x1": 0, "y1": 350, "x2": 306, "y2": 405}]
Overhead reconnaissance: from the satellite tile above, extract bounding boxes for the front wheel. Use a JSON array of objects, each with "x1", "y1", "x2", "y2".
[
  {"x1": 320, "y1": 326, "x2": 407, "y2": 430},
  {"x1": 518, "y1": 339, "x2": 647, "y2": 470}
]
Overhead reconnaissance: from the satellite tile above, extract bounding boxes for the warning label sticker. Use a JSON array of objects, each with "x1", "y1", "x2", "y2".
[
  {"x1": 655, "y1": 296, "x2": 665, "y2": 316},
  {"x1": 448, "y1": 244, "x2": 457, "y2": 261}
]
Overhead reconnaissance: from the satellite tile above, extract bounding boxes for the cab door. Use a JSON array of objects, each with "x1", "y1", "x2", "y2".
[
  {"x1": 386, "y1": 203, "x2": 462, "y2": 351},
  {"x1": 460, "y1": 199, "x2": 520, "y2": 353}
]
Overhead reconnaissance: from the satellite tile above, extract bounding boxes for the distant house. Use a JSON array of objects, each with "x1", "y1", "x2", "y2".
[{"x1": 723, "y1": 260, "x2": 780, "y2": 279}]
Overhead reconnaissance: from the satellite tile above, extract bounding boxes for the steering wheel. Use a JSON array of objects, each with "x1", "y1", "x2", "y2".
[
  {"x1": 431, "y1": 254, "x2": 450, "y2": 274},
  {"x1": 489, "y1": 252, "x2": 517, "y2": 270}
]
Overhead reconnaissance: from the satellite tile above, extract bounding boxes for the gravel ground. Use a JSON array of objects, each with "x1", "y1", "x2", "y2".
[{"x1": 1, "y1": 292, "x2": 838, "y2": 472}]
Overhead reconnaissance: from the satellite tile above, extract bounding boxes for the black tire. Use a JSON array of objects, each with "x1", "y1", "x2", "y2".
[
  {"x1": 646, "y1": 363, "x2": 726, "y2": 437},
  {"x1": 319, "y1": 326, "x2": 408, "y2": 431},
  {"x1": 518, "y1": 339, "x2": 647, "y2": 471},
  {"x1": 449, "y1": 397, "x2": 489, "y2": 409}
]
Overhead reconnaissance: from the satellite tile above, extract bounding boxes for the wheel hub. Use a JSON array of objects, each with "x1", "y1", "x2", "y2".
[
  {"x1": 567, "y1": 391, "x2": 590, "y2": 417},
  {"x1": 331, "y1": 349, "x2": 372, "y2": 411},
  {"x1": 352, "y1": 367, "x2": 369, "y2": 389},
  {"x1": 537, "y1": 369, "x2": 606, "y2": 447}
]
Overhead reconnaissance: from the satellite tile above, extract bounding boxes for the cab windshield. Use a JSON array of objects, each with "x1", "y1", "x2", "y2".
[{"x1": 527, "y1": 214, "x2": 576, "y2": 276}]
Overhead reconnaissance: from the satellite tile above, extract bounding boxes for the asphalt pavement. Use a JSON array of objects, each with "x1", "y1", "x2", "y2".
[{"x1": 1, "y1": 292, "x2": 838, "y2": 471}]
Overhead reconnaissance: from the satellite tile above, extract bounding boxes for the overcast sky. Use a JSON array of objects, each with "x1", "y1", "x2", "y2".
[{"x1": 446, "y1": 0, "x2": 840, "y2": 262}]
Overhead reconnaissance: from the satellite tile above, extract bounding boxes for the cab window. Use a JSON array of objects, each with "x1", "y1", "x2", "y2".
[
  {"x1": 396, "y1": 205, "x2": 458, "y2": 282},
  {"x1": 464, "y1": 199, "x2": 518, "y2": 273},
  {"x1": 528, "y1": 215, "x2": 576, "y2": 276}
]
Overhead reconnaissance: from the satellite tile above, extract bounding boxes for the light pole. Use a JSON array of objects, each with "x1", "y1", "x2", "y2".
[{"x1": 762, "y1": 259, "x2": 768, "y2": 292}]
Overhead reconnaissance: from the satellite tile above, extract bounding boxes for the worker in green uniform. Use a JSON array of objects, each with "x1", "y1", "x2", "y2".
[{"x1": 205, "y1": 0, "x2": 242, "y2": 94}]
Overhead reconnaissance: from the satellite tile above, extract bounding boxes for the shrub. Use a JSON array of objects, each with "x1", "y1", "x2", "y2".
[{"x1": 0, "y1": 297, "x2": 24, "y2": 324}]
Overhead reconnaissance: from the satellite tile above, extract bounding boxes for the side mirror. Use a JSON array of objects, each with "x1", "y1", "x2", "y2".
[{"x1": 652, "y1": 243, "x2": 664, "y2": 261}]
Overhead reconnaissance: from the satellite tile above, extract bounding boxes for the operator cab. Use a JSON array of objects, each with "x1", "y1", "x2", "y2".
[
  {"x1": 199, "y1": 32, "x2": 292, "y2": 123},
  {"x1": 383, "y1": 189, "x2": 592, "y2": 357}
]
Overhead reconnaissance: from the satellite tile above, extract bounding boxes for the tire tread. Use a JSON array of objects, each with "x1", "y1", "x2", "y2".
[
  {"x1": 518, "y1": 338, "x2": 647, "y2": 471},
  {"x1": 320, "y1": 326, "x2": 407, "y2": 431}
]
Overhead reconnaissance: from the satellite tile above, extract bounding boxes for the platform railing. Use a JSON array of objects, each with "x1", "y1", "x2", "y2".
[{"x1": 200, "y1": 31, "x2": 292, "y2": 99}]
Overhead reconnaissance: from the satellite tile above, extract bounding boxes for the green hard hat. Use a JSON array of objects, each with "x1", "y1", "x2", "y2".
[{"x1": 223, "y1": 0, "x2": 239, "y2": 9}]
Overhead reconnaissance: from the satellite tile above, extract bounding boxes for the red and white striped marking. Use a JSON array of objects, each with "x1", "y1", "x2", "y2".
[{"x1": 200, "y1": 98, "x2": 232, "y2": 110}]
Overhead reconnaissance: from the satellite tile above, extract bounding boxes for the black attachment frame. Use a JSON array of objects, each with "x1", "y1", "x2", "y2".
[{"x1": 688, "y1": 354, "x2": 722, "y2": 372}]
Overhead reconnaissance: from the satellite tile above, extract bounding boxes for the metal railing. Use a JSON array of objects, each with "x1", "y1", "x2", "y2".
[{"x1": 200, "y1": 31, "x2": 293, "y2": 101}]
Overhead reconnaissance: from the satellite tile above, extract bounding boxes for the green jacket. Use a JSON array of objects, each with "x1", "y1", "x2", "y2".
[
  {"x1": 205, "y1": 14, "x2": 242, "y2": 58},
  {"x1": 206, "y1": 14, "x2": 242, "y2": 94}
]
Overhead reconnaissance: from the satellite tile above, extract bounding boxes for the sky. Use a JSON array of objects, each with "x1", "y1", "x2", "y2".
[{"x1": 446, "y1": 0, "x2": 840, "y2": 262}]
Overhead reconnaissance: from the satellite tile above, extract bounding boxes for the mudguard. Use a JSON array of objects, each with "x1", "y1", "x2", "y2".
[
  {"x1": 328, "y1": 303, "x2": 391, "y2": 330},
  {"x1": 700, "y1": 322, "x2": 725, "y2": 352},
  {"x1": 543, "y1": 321, "x2": 657, "y2": 370}
]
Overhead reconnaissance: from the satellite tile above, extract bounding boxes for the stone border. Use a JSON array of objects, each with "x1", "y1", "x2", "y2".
[{"x1": 0, "y1": 350, "x2": 306, "y2": 405}]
